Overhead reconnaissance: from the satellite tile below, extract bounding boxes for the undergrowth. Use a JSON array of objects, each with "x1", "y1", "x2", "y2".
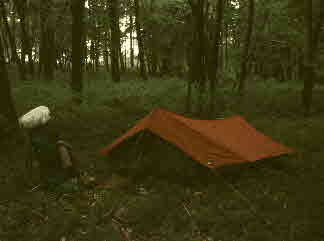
[{"x1": 1, "y1": 73, "x2": 324, "y2": 241}]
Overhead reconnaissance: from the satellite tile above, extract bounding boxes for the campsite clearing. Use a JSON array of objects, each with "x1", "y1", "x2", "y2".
[{"x1": 1, "y1": 77, "x2": 324, "y2": 241}]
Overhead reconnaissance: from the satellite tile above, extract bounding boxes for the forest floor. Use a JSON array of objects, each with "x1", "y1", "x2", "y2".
[{"x1": 1, "y1": 73, "x2": 324, "y2": 241}]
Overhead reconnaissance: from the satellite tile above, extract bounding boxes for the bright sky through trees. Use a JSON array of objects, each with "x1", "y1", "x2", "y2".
[{"x1": 85, "y1": 0, "x2": 138, "y2": 64}]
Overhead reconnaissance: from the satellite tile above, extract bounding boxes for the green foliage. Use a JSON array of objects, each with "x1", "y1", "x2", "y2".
[{"x1": 3, "y1": 74, "x2": 324, "y2": 241}]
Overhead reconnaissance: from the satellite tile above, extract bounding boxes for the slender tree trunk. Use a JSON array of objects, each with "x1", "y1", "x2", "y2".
[
  {"x1": 188, "y1": 0, "x2": 208, "y2": 114},
  {"x1": 119, "y1": 44, "x2": 125, "y2": 72},
  {"x1": 312, "y1": 1, "x2": 324, "y2": 52},
  {"x1": 89, "y1": 39, "x2": 94, "y2": 72},
  {"x1": 186, "y1": 40, "x2": 194, "y2": 113},
  {"x1": 71, "y1": 0, "x2": 85, "y2": 103},
  {"x1": 208, "y1": 0, "x2": 224, "y2": 116},
  {"x1": 14, "y1": 0, "x2": 34, "y2": 78},
  {"x1": 134, "y1": 0, "x2": 147, "y2": 79},
  {"x1": 129, "y1": 12, "x2": 134, "y2": 69},
  {"x1": 301, "y1": 0, "x2": 322, "y2": 116},
  {"x1": 44, "y1": 29, "x2": 55, "y2": 80},
  {"x1": 311, "y1": 0, "x2": 324, "y2": 83},
  {"x1": 0, "y1": 28, "x2": 10, "y2": 61},
  {"x1": 0, "y1": 2, "x2": 26, "y2": 80},
  {"x1": 39, "y1": 1, "x2": 55, "y2": 81},
  {"x1": 104, "y1": 31, "x2": 110, "y2": 72},
  {"x1": 225, "y1": 22, "x2": 228, "y2": 70},
  {"x1": 124, "y1": 48, "x2": 127, "y2": 70},
  {"x1": 0, "y1": 35, "x2": 19, "y2": 128},
  {"x1": 38, "y1": 19, "x2": 45, "y2": 78},
  {"x1": 147, "y1": 0, "x2": 158, "y2": 75},
  {"x1": 0, "y1": 3, "x2": 13, "y2": 63},
  {"x1": 95, "y1": 37, "x2": 100, "y2": 71},
  {"x1": 24, "y1": 18, "x2": 34, "y2": 77},
  {"x1": 238, "y1": 0, "x2": 255, "y2": 94},
  {"x1": 109, "y1": 0, "x2": 121, "y2": 82},
  {"x1": 83, "y1": 34, "x2": 87, "y2": 72}
]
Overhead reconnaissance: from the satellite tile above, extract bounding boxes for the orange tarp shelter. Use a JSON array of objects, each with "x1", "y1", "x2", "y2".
[{"x1": 100, "y1": 108, "x2": 294, "y2": 169}]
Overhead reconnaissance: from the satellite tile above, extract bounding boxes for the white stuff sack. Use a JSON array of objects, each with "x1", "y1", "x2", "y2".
[{"x1": 19, "y1": 106, "x2": 51, "y2": 129}]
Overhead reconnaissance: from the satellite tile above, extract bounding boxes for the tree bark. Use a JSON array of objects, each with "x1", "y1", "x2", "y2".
[
  {"x1": 208, "y1": 0, "x2": 224, "y2": 116},
  {"x1": 188, "y1": 0, "x2": 208, "y2": 114},
  {"x1": 0, "y1": 1, "x2": 27, "y2": 81},
  {"x1": 0, "y1": 28, "x2": 10, "y2": 61},
  {"x1": 39, "y1": 1, "x2": 56, "y2": 81},
  {"x1": 14, "y1": 0, "x2": 34, "y2": 78},
  {"x1": 119, "y1": 43, "x2": 125, "y2": 72},
  {"x1": 0, "y1": 35, "x2": 19, "y2": 128},
  {"x1": 109, "y1": 0, "x2": 121, "y2": 82},
  {"x1": 224, "y1": 22, "x2": 228, "y2": 71},
  {"x1": 238, "y1": 0, "x2": 255, "y2": 94},
  {"x1": 302, "y1": 0, "x2": 321, "y2": 116},
  {"x1": 186, "y1": 38, "x2": 194, "y2": 113},
  {"x1": 104, "y1": 31, "x2": 110, "y2": 72},
  {"x1": 311, "y1": 1, "x2": 324, "y2": 77},
  {"x1": 71, "y1": 0, "x2": 85, "y2": 103},
  {"x1": 89, "y1": 39, "x2": 95, "y2": 72},
  {"x1": 129, "y1": 10, "x2": 134, "y2": 69},
  {"x1": 134, "y1": 0, "x2": 147, "y2": 79},
  {"x1": 44, "y1": 30, "x2": 55, "y2": 80}
]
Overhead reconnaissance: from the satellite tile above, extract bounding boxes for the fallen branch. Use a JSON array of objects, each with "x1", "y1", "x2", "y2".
[
  {"x1": 183, "y1": 202, "x2": 192, "y2": 217},
  {"x1": 29, "y1": 184, "x2": 42, "y2": 192},
  {"x1": 182, "y1": 201, "x2": 203, "y2": 238}
]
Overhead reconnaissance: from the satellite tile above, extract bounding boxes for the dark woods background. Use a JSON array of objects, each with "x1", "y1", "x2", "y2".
[{"x1": 1, "y1": 0, "x2": 323, "y2": 127}]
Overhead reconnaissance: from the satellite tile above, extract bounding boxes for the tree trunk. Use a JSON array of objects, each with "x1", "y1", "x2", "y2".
[
  {"x1": 311, "y1": 0, "x2": 324, "y2": 82},
  {"x1": 188, "y1": 0, "x2": 208, "y2": 114},
  {"x1": 44, "y1": 29, "x2": 55, "y2": 80},
  {"x1": 89, "y1": 39, "x2": 95, "y2": 72},
  {"x1": 39, "y1": 1, "x2": 55, "y2": 81},
  {"x1": 14, "y1": 0, "x2": 34, "y2": 78},
  {"x1": 38, "y1": 18, "x2": 45, "y2": 78},
  {"x1": 208, "y1": 0, "x2": 224, "y2": 116},
  {"x1": 83, "y1": 34, "x2": 87, "y2": 73},
  {"x1": 0, "y1": 28, "x2": 10, "y2": 61},
  {"x1": 104, "y1": 31, "x2": 110, "y2": 72},
  {"x1": 124, "y1": 48, "x2": 127, "y2": 70},
  {"x1": 224, "y1": 22, "x2": 228, "y2": 71},
  {"x1": 0, "y1": 35, "x2": 19, "y2": 128},
  {"x1": 0, "y1": 1, "x2": 27, "y2": 81},
  {"x1": 71, "y1": 0, "x2": 85, "y2": 103},
  {"x1": 134, "y1": 0, "x2": 147, "y2": 79},
  {"x1": 119, "y1": 44, "x2": 125, "y2": 72},
  {"x1": 301, "y1": 0, "x2": 323, "y2": 116},
  {"x1": 238, "y1": 0, "x2": 255, "y2": 94},
  {"x1": 95, "y1": 37, "x2": 100, "y2": 72},
  {"x1": 312, "y1": 1, "x2": 324, "y2": 52},
  {"x1": 186, "y1": 41, "x2": 194, "y2": 113},
  {"x1": 129, "y1": 12, "x2": 134, "y2": 69},
  {"x1": 109, "y1": 0, "x2": 121, "y2": 82}
]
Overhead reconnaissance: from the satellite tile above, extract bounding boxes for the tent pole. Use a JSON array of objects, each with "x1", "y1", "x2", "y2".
[
  {"x1": 132, "y1": 131, "x2": 147, "y2": 168},
  {"x1": 132, "y1": 131, "x2": 146, "y2": 153}
]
